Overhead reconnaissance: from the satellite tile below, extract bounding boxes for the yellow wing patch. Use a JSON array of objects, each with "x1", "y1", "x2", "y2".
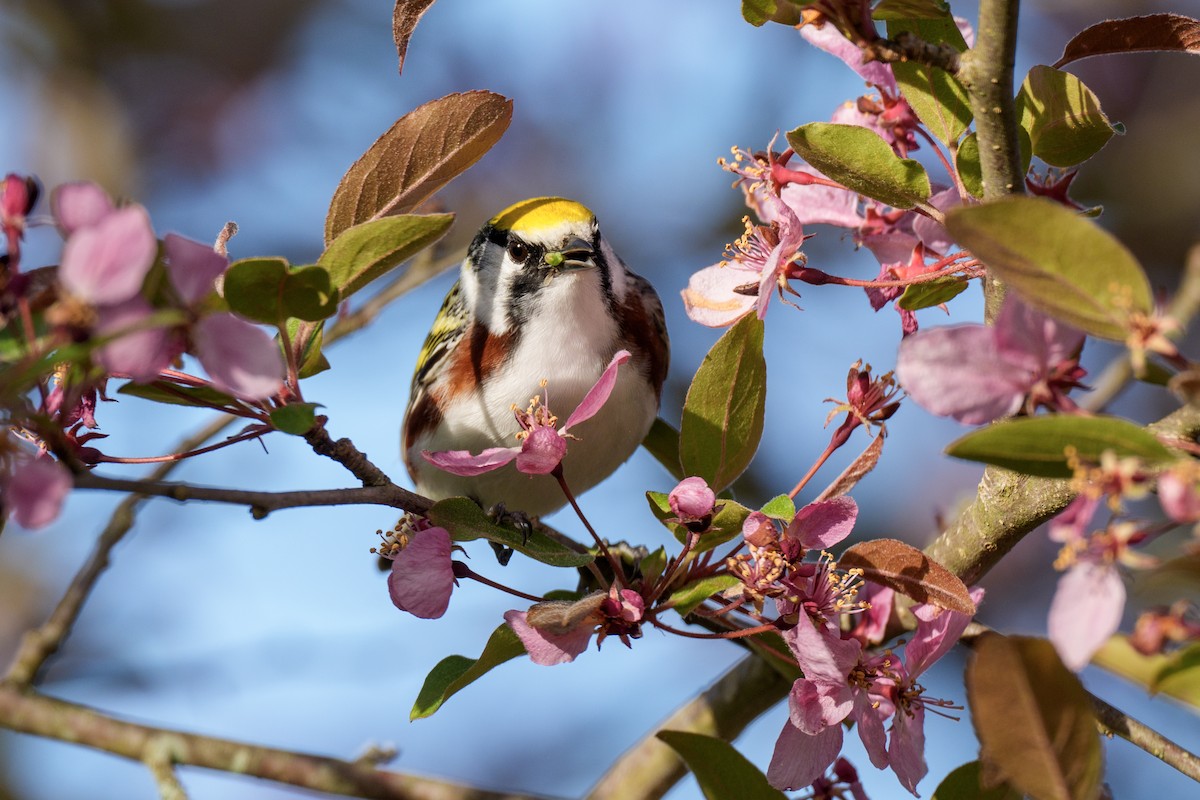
[{"x1": 490, "y1": 197, "x2": 594, "y2": 233}]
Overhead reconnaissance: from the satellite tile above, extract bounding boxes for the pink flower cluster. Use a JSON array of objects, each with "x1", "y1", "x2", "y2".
[{"x1": 52, "y1": 182, "x2": 284, "y2": 399}]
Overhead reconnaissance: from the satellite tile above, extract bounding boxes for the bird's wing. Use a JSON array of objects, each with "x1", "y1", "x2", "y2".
[{"x1": 410, "y1": 279, "x2": 469, "y2": 402}]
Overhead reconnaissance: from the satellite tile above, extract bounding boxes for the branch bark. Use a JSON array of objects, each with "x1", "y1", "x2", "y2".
[{"x1": 0, "y1": 684, "x2": 551, "y2": 800}]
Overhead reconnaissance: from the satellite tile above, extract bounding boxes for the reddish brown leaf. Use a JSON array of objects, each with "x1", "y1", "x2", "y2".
[
  {"x1": 967, "y1": 635, "x2": 1104, "y2": 800},
  {"x1": 817, "y1": 434, "x2": 884, "y2": 501},
  {"x1": 1054, "y1": 13, "x2": 1200, "y2": 68},
  {"x1": 838, "y1": 538, "x2": 976, "y2": 614},
  {"x1": 394, "y1": 0, "x2": 437, "y2": 75},
  {"x1": 324, "y1": 91, "x2": 513, "y2": 245}
]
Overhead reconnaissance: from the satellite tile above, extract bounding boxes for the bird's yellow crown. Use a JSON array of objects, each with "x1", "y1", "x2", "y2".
[{"x1": 490, "y1": 197, "x2": 594, "y2": 233}]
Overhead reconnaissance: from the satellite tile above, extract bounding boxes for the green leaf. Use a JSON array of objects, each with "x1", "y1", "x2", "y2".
[
  {"x1": 945, "y1": 196, "x2": 1152, "y2": 339},
  {"x1": 839, "y1": 538, "x2": 976, "y2": 614},
  {"x1": 643, "y1": 417, "x2": 684, "y2": 481},
  {"x1": 898, "y1": 277, "x2": 968, "y2": 310},
  {"x1": 223, "y1": 258, "x2": 340, "y2": 324},
  {"x1": 740, "y1": 0, "x2": 776, "y2": 27},
  {"x1": 946, "y1": 414, "x2": 1175, "y2": 478},
  {"x1": 932, "y1": 761, "x2": 1023, "y2": 800},
  {"x1": 1017, "y1": 66, "x2": 1116, "y2": 168},
  {"x1": 759, "y1": 494, "x2": 795, "y2": 522},
  {"x1": 410, "y1": 624, "x2": 526, "y2": 720},
  {"x1": 679, "y1": 314, "x2": 766, "y2": 492},
  {"x1": 269, "y1": 402, "x2": 322, "y2": 435},
  {"x1": 318, "y1": 213, "x2": 453, "y2": 300},
  {"x1": 427, "y1": 497, "x2": 595, "y2": 568},
  {"x1": 1152, "y1": 641, "x2": 1200, "y2": 694},
  {"x1": 639, "y1": 546, "x2": 668, "y2": 586},
  {"x1": 325, "y1": 91, "x2": 511, "y2": 245},
  {"x1": 873, "y1": 0, "x2": 950, "y2": 20},
  {"x1": 117, "y1": 381, "x2": 240, "y2": 410},
  {"x1": 656, "y1": 731, "x2": 787, "y2": 800},
  {"x1": 668, "y1": 574, "x2": 741, "y2": 617},
  {"x1": 956, "y1": 128, "x2": 1032, "y2": 199},
  {"x1": 967, "y1": 635, "x2": 1104, "y2": 800},
  {"x1": 887, "y1": 16, "x2": 971, "y2": 146},
  {"x1": 288, "y1": 319, "x2": 330, "y2": 380},
  {"x1": 1092, "y1": 636, "x2": 1200, "y2": 710},
  {"x1": 786, "y1": 122, "x2": 931, "y2": 209}
]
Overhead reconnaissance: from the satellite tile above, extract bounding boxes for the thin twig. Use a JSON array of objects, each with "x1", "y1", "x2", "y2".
[
  {"x1": 4, "y1": 415, "x2": 236, "y2": 686},
  {"x1": 0, "y1": 684, "x2": 551, "y2": 800},
  {"x1": 1090, "y1": 693, "x2": 1200, "y2": 782},
  {"x1": 72, "y1": 472, "x2": 431, "y2": 517}
]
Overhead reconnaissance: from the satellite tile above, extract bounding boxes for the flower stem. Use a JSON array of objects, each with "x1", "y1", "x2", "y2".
[{"x1": 553, "y1": 467, "x2": 622, "y2": 584}]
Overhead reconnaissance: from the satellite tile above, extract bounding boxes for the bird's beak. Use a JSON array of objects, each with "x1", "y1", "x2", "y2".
[{"x1": 544, "y1": 237, "x2": 595, "y2": 272}]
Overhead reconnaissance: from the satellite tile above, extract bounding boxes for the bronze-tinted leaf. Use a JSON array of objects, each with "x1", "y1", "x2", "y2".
[
  {"x1": 1054, "y1": 13, "x2": 1200, "y2": 68},
  {"x1": 838, "y1": 538, "x2": 976, "y2": 614},
  {"x1": 325, "y1": 91, "x2": 512, "y2": 244},
  {"x1": 817, "y1": 434, "x2": 884, "y2": 501},
  {"x1": 394, "y1": 0, "x2": 437, "y2": 75},
  {"x1": 967, "y1": 635, "x2": 1104, "y2": 800}
]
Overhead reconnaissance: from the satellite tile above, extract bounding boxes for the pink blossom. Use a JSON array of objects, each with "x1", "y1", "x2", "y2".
[
  {"x1": 193, "y1": 313, "x2": 285, "y2": 400},
  {"x1": 800, "y1": 23, "x2": 896, "y2": 91},
  {"x1": 668, "y1": 476, "x2": 716, "y2": 530},
  {"x1": 784, "y1": 496, "x2": 858, "y2": 556},
  {"x1": 424, "y1": 350, "x2": 630, "y2": 477},
  {"x1": 683, "y1": 196, "x2": 807, "y2": 327},
  {"x1": 51, "y1": 181, "x2": 114, "y2": 235},
  {"x1": 849, "y1": 581, "x2": 896, "y2": 645},
  {"x1": 58, "y1": 203, "x2": 157, "y2": 306},
  {"x1": 4, "y1": 456, "x2": 72, "y2": 529},
  {"x1": 1047, "y1": 560, "x2": 1125, "y2": 672},
  {"x1": 505, "y1": 607, "x2": 597, "y2": 665},
  {"x1": 387, "y1": 526, "x2": 456, "y2": 619},
  {"x1": 1158, "y1": 463, "x2": 1200, "y2": 524},
  {"x1": 164, "y1": 233, "x2": 227, "y2": 305},
  {"x1": 882, "y1": 589, "x2": 984, "y2": 795},
  {"x1": 506, "y1": 587, "x2": 645, "y2": 666},
  {"x1": 896, "y1": 296, "x2": 1086, "y2": 424},
  {"x1": 93, "y1": 297, "x2": 176, "y2": 382}
]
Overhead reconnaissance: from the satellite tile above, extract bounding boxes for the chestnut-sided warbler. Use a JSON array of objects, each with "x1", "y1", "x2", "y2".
[{"x1": 403, "y1": 197, "x2": 669, "y2": 517}]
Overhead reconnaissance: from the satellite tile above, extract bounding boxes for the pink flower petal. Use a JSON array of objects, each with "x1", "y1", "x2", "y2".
[
  {"x1": 668, "y1": 476, "x2": 716, "y2": 520},
  {"x1": 781, "y1": 180, "x2": 862, "y2": 229},
  {"x1": 388, "y1": 527, "x2": 455, "y2": 619},
  {"x1": 853, "y1": 689, "x2": 890, "y2": 769},
  {"x1": 787, "y1": 496, "x2": 858, "y2": 551},
  {"x1": 681, "y1": 263, "x2": 758, "y2": 328},
  {"x1": 165, "y1": 233, "x2": 228, "y2": 306},
  {"x1": 789, "y1": 676, "x2": 854, "y2": 734},
  {"x1": 515, "y1": 426, "x2": 568, "y2": 475},
  {"x1": 51, "y1": 182, "x2": 113, "y2": 235},
  {"x1": 193, "y1": 313, "x2": 285, "y2": 400},
  {"x1": 800, "y1": 23, "x2": 896, "y2": 91},
  {"x1": 994, "y1": 296, "x2": 1084, "y2": 374},
  {"x1": 1048, "y1": 561, "x2": 1126, "y2": 671},
  {"x1": 784, "y1": 615, "x2": 862, "y2": 682},
  {"x1": 767, "y1": 719, "x2": 843, "y2": 792},
  {"x1": 5, "y1": 457, "x2": 72, "y2": 529},
  {"x1": 504, "y1": 609, "x2": 594, "y2": 666},
  {"x1": 59, "y1": 204, "x2": 157, "y2": 305},
  {"x1": 913, "y1": 188, "x2": 960, "y2": 254},
  {"x1": 896, "y1": 324, "x2": 1030, "y2": 424},
  {"x1": 422, "y1": 446, "x2": 518, "y2": 477},
  {"x1": 1159, "y1": 468, "x2": 1200, "y2": 524},
  {"x1": 94, "y1": 297, "x2": 174, "y2": 382},
  {"x1": 888, "y1": 704, "x2": 927, "y2": 795},
  {"x1": 905, "y1": 589, "x2": 983, "y2": 678},
  {"x1": 562, "y1": 350, "x2": 631, "y2": 431}
]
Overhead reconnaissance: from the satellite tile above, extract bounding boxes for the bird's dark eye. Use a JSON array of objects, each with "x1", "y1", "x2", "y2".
[{"x1": 507, "y1": 239, "x2": 531, "y2": 264}]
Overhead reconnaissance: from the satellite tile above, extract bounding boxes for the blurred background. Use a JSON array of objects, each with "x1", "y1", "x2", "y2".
[{"x1": 1, "y1": 0, "x2": 1198, "y2": 797}]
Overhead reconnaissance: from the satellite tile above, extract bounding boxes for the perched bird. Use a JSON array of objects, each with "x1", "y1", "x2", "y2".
[{"x1": 403, "y1": 197, "x2": 668, "y2": 517}]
